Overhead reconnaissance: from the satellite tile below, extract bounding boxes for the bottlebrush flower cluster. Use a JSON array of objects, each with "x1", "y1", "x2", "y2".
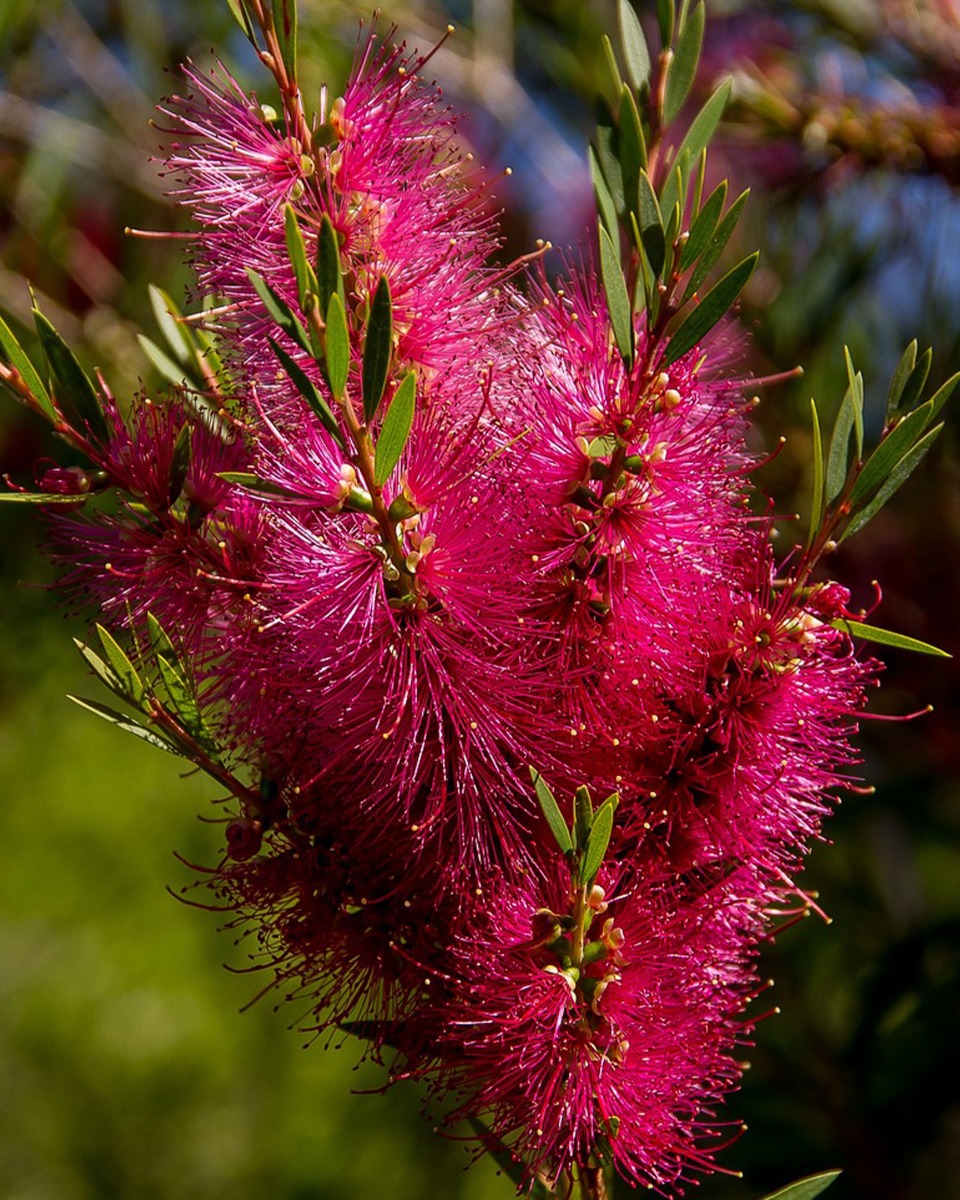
[{"x1": 7, "y1": 6, "x2": 949, "y2": 1197}]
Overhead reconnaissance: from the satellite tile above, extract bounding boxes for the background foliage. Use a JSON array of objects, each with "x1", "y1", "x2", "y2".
[{"x1": 1, "y1": 1, "x2": 958, "y2": 1197}]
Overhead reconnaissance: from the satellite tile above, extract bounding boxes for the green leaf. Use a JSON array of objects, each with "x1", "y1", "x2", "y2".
[
  {"x1": 34, "y1": 310, "x2": 108, "y2": 441},
  {"x1": 594, "y1": 102, "x2": 625, "y2": 216},
  {"x1": 664, "y1": 252, "x2": 757, "y2": 366},
  {"x1": 657, "y1": 0, "x2": 675, "y2": 48},
  {"x1": 832, "y1": 620, "x2": 950, "y2": 658},
  {"x1": 67, "y1": 695, "x2": 183, "y2": 758},
  {"x1": 843, "y1": 346, "x2": 864, "y2": 459},
  {"x1": 218, "y1": 470, "x2": 318, "y2": 502},
  {"x1": 618, "y1": 85, "x2": 646, "y2": 217},
  {"x1": 530, "y1": 768, "x2": 573, "y2": 855},
  {"x1": 599, "y1": 226, "x2": 634, "y2": 367},
  {"x1": 574, "y1": 784, "x2": 593, "y2": 854},
  {"x1": 0, "y1": 490, "x2": 89, "y2": 505},
  {"x1": 842, "y1": 424, "x2": 943, "y2": 541},
  {"x1": 362, "y1": 277, "x2": 393, "y2": 423},
  {"x1": 324, "y1": 293, "x2": 351, "y2": 402},
  {"x1": 885, "y1": 340, "x2": 917, "y2": 420},
  {"x1": 599, "y1": 35, "x2": 624, "y2": 111},
  {"x1": 926, "y1": 370, "x2": 959, "y2": 426},
  {"x1": 826, "y1": 370, "x2": 863, "y2": 503},
  {"x1": 316, "y1": 214, "x2": 344, "y2": 314},
  {"x1": 671, "y1": 78, "x2": 732, "y2": 193},
  {"x1": 137, "y1": 335, "x2": 193, "y2": 390},
  {"x1": 808, "y1": 397, "x2": 825, "y2": 548},
  {"x1": 272, "y1": 0, "x2": 297, "y2": 79},
  {"x1": 637, "y1": 170, "x2": 665, "y2": 277},
  {"x1": 664, "y1": 1, "x2": 704, "y2": 125},
  {"x1": 246, "y1": 268, "x2": 309, "y2": 353},
  {"x1": 759, "y1": 1172, "x2": 841, "y2": 1200},
  {"x1": 0, "y1": 312, "x2": 55, "y2": 421},
  {"x1": 155, "y1": 654, "x2": 220, "y2": 758},
  {"x1": 589, "y1": 147, "x2": 620, "y2": 241},
  {"x1": 146, "y1": 612, "x2": 176, "y2": 661},
  {"x1": 169, "y1": 422, "x2": 192, "y2": 507},
  {"x1": 894, "y1": 346, "x2": 932, "y2": 417},
  {"x1": 96, "y1": 624, "x2": 146, "y2": 708},
  {"x1": 581, "y1": 797, "x2": 615, "y2": 887},
  {"x1": 148, "y1": 285, "x2": 193, "y2": 366},
  {"x1": 618, "y1": 0, "x2": 651, "y2": 92},
  {"x1": 681, "y1": 188, "x2": 749, "y2": 303},
  {"x1": 74, "y1": 638, "x2": 124, "y2": 699},
  {"x1": 283, "y1": 205, "x2": 318, "y2": 311},
  {"x1": 849, "y1": 400, "x2": 935, "y2": 506},
  {"x1": 658, "y1": 160, "x2": 686, "y2": 244},
  {"x1": 680, "y1": 180, "x2": 727, "y2": 271},
  {"x1": 225, "y1": 0, "x2": 255, "y2": 41},
  {"x1": 374, "y1": 371, "x2": 416, "y2": 487},
  {"x1": 269, "y1": 337, "x2": 344, "y2": 448}
]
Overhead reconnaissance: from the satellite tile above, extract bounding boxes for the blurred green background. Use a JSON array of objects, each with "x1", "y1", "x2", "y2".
[{"x1": 1, "y1": 2, "x2": 958, "y2": 1198}]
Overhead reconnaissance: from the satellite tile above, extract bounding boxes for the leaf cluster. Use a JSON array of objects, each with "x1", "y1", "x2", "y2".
[{"x1": 529, "y1": 768, "x2": 618, "y2": 890}]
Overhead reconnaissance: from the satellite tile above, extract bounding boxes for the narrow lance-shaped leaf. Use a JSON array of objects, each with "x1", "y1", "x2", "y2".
[
  {"x1": 0, "y1": 490, "x2": 90, "y2": 505},
  {"x1": 67, "y1": 695, "x2": 184, "y2": 758},
  {"x1": 589, "y1": 146, "x2": 620, "y2": 241},
  {"x1": 146, "y1": 612, "x2": 175, "y2": 661},
  {"x1": 246, "y1": 268, "x2": 310, "y2": 353},
  {"x1": 759, "y1": 1171, "x2": 842, "y2": 1200},
  {"x1": 284, "y1": 205, "x2": 318, "y2": 311},
  {"x1": 658, "y1": 158, "x2": 687, "y2": 241},
  {"x1": 225, "y1": 0, "x2": 256, "y2": 42},
  {"x1": 96, "y1": 624, "x2": 147, "y2": 708},
  {"x1": 324, "y1": 293, "x2": 350, "y2": 402},
  {"x1": 74, "y1": 638, "x2": 124, "y2": 699},
  {"x1": 849, "y1": 399, "x2": 934, "y2": 505},
  {"x1": 594, "y1": 101, "x2": 625, "y2": 215},
  {"x1": 316, "y1": 214, "x2": 345, "y2": 313},
  {"x1": 581, "y1": 798, "x2": 615, "y2": 887},
  {"x1": 618, "y1": 0, "x2": 651, "y2": 92},
  {"x1": 894, "y1": 346, "x2": 932, "y2": 417},
  {"x1": 637, "y1": 169, "x2": 665, "y2": 277},
  {"x1": 34, "y1": 310, "x2": 108, "y2": 441},
  {"x1": 618, "y1": 85, "x2": 646, "y2": 217},
  {"x1": 530, "y1": 768, "x2": 573, "y2": 855},
  {"x1": 663, "y1": 251, "x2": 758, "y2": 366},
  {"x1": 155, "y1": 654, "x2": 221, "y2": 759},
  {"x1": 682, "y1": 188, "x2": 749, "y2": 303},
  {"x1": 808, "y1": 397, "x2": 825, "y2": 548},
  {"x1": 680, "y1": 180, "x2": 727, "y2": 271},
  {"x1": 272, "y1": 0, "x2": 297, "y2": 79},
  {"x1": 671, "y1": 78, "x2": 732, "y2": 192},
  {"x1": 149, "y1": 285, "x2": 193, "y2": 366},
  {"x1": 926, "y1": 370, "x2": 960, "y2": 426},
  {"x1": 218, "y1": 470, "x2": 318, "y2": 502},
  {"x1": 826, "y1": 374, "x2": 861, "y2": 503},
  {"x1": 598, "y1": 35, "x2": 624, "y2": 111},
  {"x1": 169, "y1": 423, "x2": 192, "y2": 507},
  {"x1": 832, "y1": 620, "x2": 950, "y2": 658},
  {"x1": 843, "y1": 345, "x2": 864, "y2": 459},
  {"x1": 664, "y1": 1, "x2": 705, "y2": 125},
  {"x1": 599, "y1": 225, "x2": 634, "y2": 367},
  {"x1": 842, "y1": 424, "x2": 943, "y2": 542},
  {"x1": 373, "y1": 371, "x2": 416, "y2": 487},
  {"x1": 885, "y1": 340, "x2": 917, "y2": 420},
  {"x1": 362, "y1": 276, "x2": 392, "y2": 423},
  {"x1": 269, "y1": 337, "x2": 345, "y2": 448},
  {"x1": 0, "y1": 312, "x2": 56, "y2": 422},
  {"x1": 574, "y1": 785, "x2": 593, "y2": 854},
  {"x1": 657, "y1": 0, "x2": 675, "y2": 49},
  {"x1": 137, "y1": 335, "x2": 194, "y2": 390}
]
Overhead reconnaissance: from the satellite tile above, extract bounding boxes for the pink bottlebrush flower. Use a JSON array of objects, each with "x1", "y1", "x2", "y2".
[{"x1": 428, "y1": 858, "x2": 761, "y2": 1192}]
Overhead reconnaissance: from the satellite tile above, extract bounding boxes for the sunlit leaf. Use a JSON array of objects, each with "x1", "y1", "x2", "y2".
[
  {"x1": 618, "y1": 0, "x2": 651, "y2": 92},
  {"x1": 849, "y1": 400, "x2": 934, "y2": 505},
  {"x1": 155, "y1": 655, "x2": 220, "y2": 758},
  {"x1": 599, "y1": 226, "x2": 634, "y2": 367},
  {"x1": 574, "y1": 784, "x2": 593, "y2": 854},
  {"x1": 599, "y1": 34, "x2": 624, "y2": 110},
  {"x1": 316, "y1": 214, "x2": 344, "y2": 314},
  {"x1": 272, "y1": 0, "x2": 297, "y2": 79},
  {"x1": 832, "y1": 620, "x2": 950, "y2": 658},
  {"x1": 671, "y1": 78, "x2": 731, "y2": 189},
  {"x1": 246, "y1": 268, "x2": 310, "y2": 353},
  {"x1": 218, "y1": 471, "x2": 318, "y2": 501},
  {"x1": 324, "y1": 293, "x2": 350, "y2": 402},
  {"x1": 225, "y1": 0, "x2": 255, "y2": 41},
  {"x1": 67, "y1": 695, "x2": 182, "y2": 757},
  {"x1": 664, "y1": 252, "x2": 757, "y2": 366},
  {"x1": 759, "y1": 1171, "x2": 841, "y2": 1200},
  {"x1": 843, "y1": 346, "x2": 864, "y2": 459},
  {"x1": 530, "y1": 768, "x2": 573, "y2": 855},
  {"x1": 590, "y1": 146, "x2": 620, "y2": 240},
  {"x1": 169, "y1": 422, "x2": 192, "y2": 507},
  {"x1": 594, "y1": 101, "x2": 625, "y2": 215},
  {"x1": 148, "y1": 285, "x2": 193, "y2": 366},
  {"x1": 808, "y1": 397, "x2": 825, "y2": 548},
  {"x1": 885, "y1": 339, "x2": 917, "y2": 420},
  {"x1": 657, "y1": 0, "x2": 675, "y2": 48},
  {"x1": 96, "y1": 624, "x2": 146, "y2": 708},
  {"x1": 373, "y1": 371, "x2": 416, "y2": 487},
  {"x1": 826, "y1": 373, "x2": 862, "y2": 503},
  {"x1": 681, "y1": 188, "x2": 749, "y2": 303},
  {"x1": 618, "y1": 85, "x2": 646, "y2": 217},
  {"x1": 926, "y1": 370, "x2": 959, "y2": 426},
  {"x1": 0, "y1": 490, "x2": 89, "y2": 504},
  {"x1": 664, "y1": 1, "x2": 704, "y2": 124},
  {"x1": 894, "y1": 346, "x2": 932, "y2": 417},
  {"x1": 637, "y1": 170, "x2": 665, "y2": 277},
  {"x1": 0, "y1": 312, "x2": 55, "y2": 421},
  {"x1": 680, "y1": 180, "x2": 727, "y2": 271},
  {"x1": 284, "y1": 204, "x2": 318, "y2": 312},
  {"x1": 137, "y1": 335, "x2": 193, "y2": 389},
  {"x1": 581, "y1": 798, "x2": 615, "y2": 887}
]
